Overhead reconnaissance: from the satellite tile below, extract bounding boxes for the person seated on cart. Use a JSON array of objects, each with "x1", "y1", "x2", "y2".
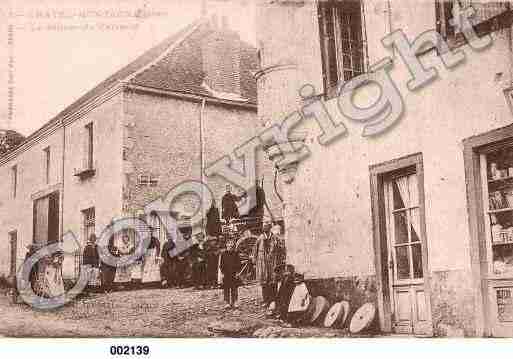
[
  {"x1": 222, "y1": 184, "x2": 247, "y2": 222},
  {"x1": 245, "y1": 179, "x2": 267, "y2": 234},
  {"x1": 206, "y1": 199, "x2": 222, "y2": 240}
]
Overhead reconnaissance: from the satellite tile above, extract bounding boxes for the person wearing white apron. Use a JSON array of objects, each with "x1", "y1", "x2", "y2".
[{"x1": 142, "y1": 236, "x2": 161, "y2": 284}]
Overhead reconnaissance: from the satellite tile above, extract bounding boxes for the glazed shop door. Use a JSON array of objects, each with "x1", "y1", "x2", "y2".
[{"x1": 384, "y1": 172, "x2": 431, "y2": 335}]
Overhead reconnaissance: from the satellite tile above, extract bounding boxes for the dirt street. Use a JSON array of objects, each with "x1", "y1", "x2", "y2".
[{"x1": 0, "y1": 284, "x2": 348, "y2": 338}]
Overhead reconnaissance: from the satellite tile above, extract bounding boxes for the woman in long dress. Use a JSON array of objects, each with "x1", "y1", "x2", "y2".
[
  {"x1": 41, "y1": 251, "x2": 65, "y2": 299},
  {"x1": 114, "y1": 233, "x2": 135, "y2": 284},
  {"x1": 142, "y1": 236, "x2": 161, "y2": 284}
]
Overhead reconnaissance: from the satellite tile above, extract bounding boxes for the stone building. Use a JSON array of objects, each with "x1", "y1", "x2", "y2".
[
  {"x1": 256, "y1": 0, "x2": 513, "y2": 336},
  {"x1": 0, "y1": 18, "x2": 279, "y2": 283}
]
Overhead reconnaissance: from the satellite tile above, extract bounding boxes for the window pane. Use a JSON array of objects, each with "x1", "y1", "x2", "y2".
[
  {"x1": 412, "y1": 243, "x2": 423, "y2": 279},
  {"x1": 392, "y1": 181, "x2": 406, "y2": 209},
  {"x1": 341, "y1": 39, "x2": 350, "y2": 52},
  {"x1": 394, "y1": 212, "x2": 409, "y2": 244},
  {"x1": 320, "y1": 0, "x2": 364, "y2": 84},
  {"x1": 472, "y1": 2, "x2": 509, "y2": 24},
  {"x1": 410, "y1": 208, "x2": 421, "y2": 243},
  {"x1": 396, "y1": 246, "x2": 411, "y2": 280},
  {"x1": 408, "y1": 174, "x2": 419, "y2": 206},
  {"x1": 342, "y1": 54, "x2": 351, "y2": 68}
]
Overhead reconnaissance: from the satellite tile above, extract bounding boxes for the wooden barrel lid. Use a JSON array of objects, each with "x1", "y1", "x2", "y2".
[
  {"x1": 288, "y1": 283, "x2": 310, "y2": 313},
  {"x1": 340, "y1": 301, "x2": 350, "y2": 328},
  {"x1": 298, "y1": 295, "x2": 316, "y2": 324},
  {"x1": 269, "y1": 301, "x2": 276, "y2": 312},
  {"x1": 323, "y1": 302, "x2": 345, "y2": 328},
  {"x1": 349, "y1": 303, "x2": 376, "y2": 334},
  {"x1": 266, "y1": 301, "x2": 277, "y2": 316},
  {"x1": 309, "y1": 296, "x2": 329, "y2": 324}
]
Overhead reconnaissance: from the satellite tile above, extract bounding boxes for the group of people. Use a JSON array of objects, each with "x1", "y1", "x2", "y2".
[
  {"x1": 206, "y1": 182, "x2": 267, "y2": 237},
  {"x1": 82, "y1": 232, "x2": 221, "y2": 293},
  {"x1": 20, "y1": 181, "x2": 289, "y2": 316},
  {"x1": 21, "y1": 243, "x2": 65, "y2": 299},
  {"x1": 218, "y1": 220, "x2": 287, "y2": 310}
]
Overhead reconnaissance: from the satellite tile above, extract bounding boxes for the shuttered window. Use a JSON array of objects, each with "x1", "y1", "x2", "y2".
[
  {"x1": 436, "y1": 1, "x2": 511, "y2": 40},
  {"x1": 318, "y1": 0, "x2": 367, "y2": 93}
]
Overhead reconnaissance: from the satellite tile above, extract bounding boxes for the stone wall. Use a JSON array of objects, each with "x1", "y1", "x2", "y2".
[
  {"x1": 122, "y1": 89, "x2": 281, "y2": 222},
  {"x1": 256, "y1": 0, "x2": 513, "y2": 336},
  {"x1": 430, "y1": 270, "x2": 477, "y2": 337}
]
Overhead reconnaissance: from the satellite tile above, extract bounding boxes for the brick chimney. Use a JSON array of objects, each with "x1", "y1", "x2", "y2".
[{"x1": 202, "y1": 15, "x2": 241, "y2": 96}]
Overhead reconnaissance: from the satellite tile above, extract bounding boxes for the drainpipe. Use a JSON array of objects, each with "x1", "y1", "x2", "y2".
[
  {"x1": 386, "y1": 0, "x2": 394, "y2": 57},
  {"x1": 199, "y1": 98, "x2": 207, "y2": 235},
  {"x1": 509, "y1": 4, "x2": 513, "y2": 87},
  {"x1": 60, "y1": 119, "x2": 65, "y2": 243}
]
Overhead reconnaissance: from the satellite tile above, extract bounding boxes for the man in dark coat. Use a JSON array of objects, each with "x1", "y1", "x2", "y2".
[
  {"x1": 83, "y1": 235, "x2": 100, "y2": 267},
  {"x1": 160, "y1": 238, "x2": 176, "y2": 287},
  {"x1": 191, "y1": 246, "x2": 206, "y2": 289},
  {"x1": 175, "y1": 255, "x2": 188, "y2": 288},
  {"x1": 205, "y1": 240, "x2": 219, "y2": 288},
  {"x1": 221, "y1": 184, "x2": 246, "y2": 222},
  {"x1": 100, "y1": 235, "x2": 118, "y2": 293},
  {"x1": 247, "y1": 180, "x2": 267, "y2": 233},
  {"x1": 83, "y1": 234, "x2": 100, "y2": 292},
  {"x1": 219, "y1": 239, "x2": 241, "y2": 308},
  {"x1": 206, "y1": 199, "x2": 222, "y2": 238},
  {"x1": 274, "y1": 264, "x2": 296, "y2": 320}
]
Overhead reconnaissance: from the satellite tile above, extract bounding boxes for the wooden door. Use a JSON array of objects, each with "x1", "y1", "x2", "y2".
[
  {"x1": 33, "y1": 196, "x2": 50, "y2": 246},
  {"x1": 384, "y1": 172, "x2": 431, "y2": 335}
]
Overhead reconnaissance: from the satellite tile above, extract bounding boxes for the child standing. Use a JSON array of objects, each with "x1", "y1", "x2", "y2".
[{"x1": 219, "y1": 239, "x2": 241, "y2": 309}]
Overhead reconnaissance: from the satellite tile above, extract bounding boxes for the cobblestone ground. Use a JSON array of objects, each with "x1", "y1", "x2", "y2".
[{"x1": 0, "y1": 284, "x2": 350, "y2": 338}]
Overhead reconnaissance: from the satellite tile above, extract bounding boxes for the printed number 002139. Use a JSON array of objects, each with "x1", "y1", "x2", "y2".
[{"x1": 110, "y1": 346, "x2": 150, "y2": 355}]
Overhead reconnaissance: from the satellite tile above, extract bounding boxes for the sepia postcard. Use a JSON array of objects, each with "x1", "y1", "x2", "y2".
[{"x1": 2, "y1": 0, "x2": 513, "y2": 351}]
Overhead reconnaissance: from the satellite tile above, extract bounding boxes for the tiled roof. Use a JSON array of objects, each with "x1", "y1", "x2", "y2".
[
  {"x1": 0, "y1": 129, "x2": 25, "y2": 155},
  {"x1": 129, "y1": 21, "x2": 258, "y2": 104},
  {"x1": 0, "y1": 19, "x2": 257, "y2": 162},
  {"x1": 56, "y1": 20, "x2": 206, "y2": 123}
]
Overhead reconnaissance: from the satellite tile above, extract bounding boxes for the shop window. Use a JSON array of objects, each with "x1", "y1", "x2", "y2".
[
  {"x1": 436, "y1": 1, "x2": 511, "y2": 43},
  {"x1": 481, "y1": 147, "x2": 513, "y2": 276},
  {"x1": 318, "y1": 0, "x2": 367, "y2": 94},
  {"x1": 463, "y1": 127, "x2": 513, "y2": 335}
]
